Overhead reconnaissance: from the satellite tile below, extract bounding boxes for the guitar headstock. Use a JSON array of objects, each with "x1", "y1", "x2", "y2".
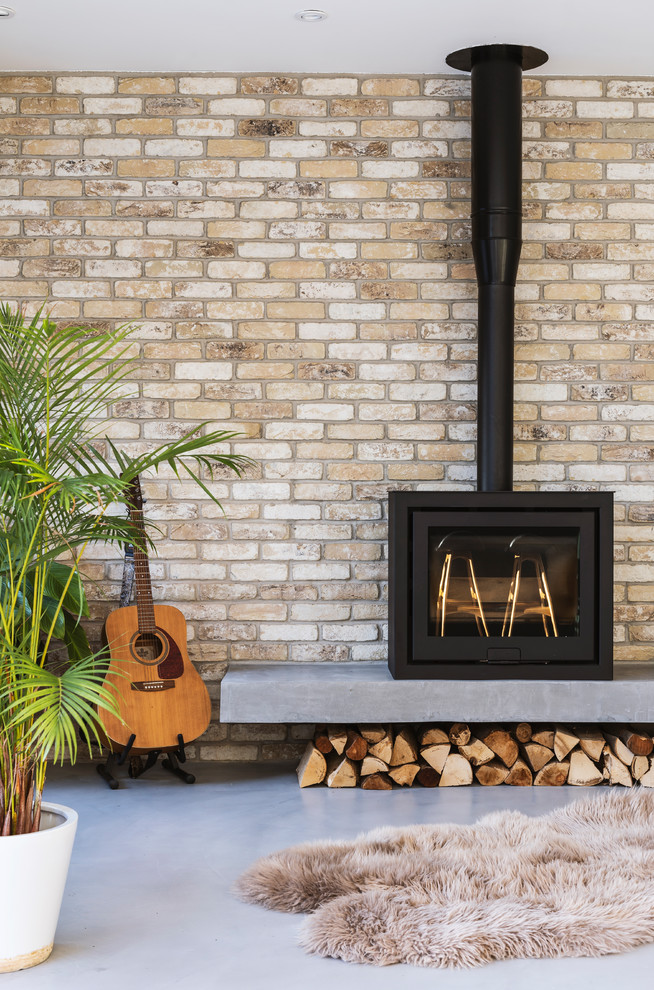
[{"x1": 126, "y1": 474, "x2": 144, "y2": 514}]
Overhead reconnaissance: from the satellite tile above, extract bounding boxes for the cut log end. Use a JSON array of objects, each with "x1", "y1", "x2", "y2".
[
  {"x1": 416, "y1": 765, "x2": 440, "y2": 787},
  {"x1": 475, "y1": 759, "x2": 510, "y2": 786},
  {"x1": 361, "y1": 772, "x2": 393, "y2": 791},
  {"x1": 534, "y1": 760, "x2": 570, "y2": 786},
  {"x1": 448, "y1": 722, "x2": 471, "y2": 747},
  {"x1": 326, "y1": 755, "x2": 358, "y2": 788},
  {"x1": 505, "y1": 758, "x2": 533, "y2": 786},
  {"x1": 515, "y1": 722, "x2": 533, "y2": 744},
  {"x1": 568, "y1": 750, "x2": 603, "y2": 787},
  {"x1": 390, "y1": 727, "x2": 419, "y2": 767},
  {"x1": 440, "y1": 752, "x2": 473, "y2": 787},
  {"x1": 296, "y1": 742, "x2": 327, "y2": 788},
  {"x1": 388, "y1": 763, "x2": 420, "y2": 787},
  {"x1": 345, "y1": 729, "x2": 368, "y2": 762}
]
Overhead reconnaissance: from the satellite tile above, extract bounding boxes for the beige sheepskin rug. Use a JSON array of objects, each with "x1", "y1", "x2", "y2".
[{"x1": 236, "y1": 790, "x2": 654, "y2": 968}]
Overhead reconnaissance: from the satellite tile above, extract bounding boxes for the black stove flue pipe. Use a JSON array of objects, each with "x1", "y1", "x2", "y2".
[{"x1": 445, "y1": 44, "x2": 548, "y2": 492}]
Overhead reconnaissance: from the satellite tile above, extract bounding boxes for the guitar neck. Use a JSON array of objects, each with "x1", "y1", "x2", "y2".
[{"x1": 131, "y1": 505, "x2": 156, "y2": 633}]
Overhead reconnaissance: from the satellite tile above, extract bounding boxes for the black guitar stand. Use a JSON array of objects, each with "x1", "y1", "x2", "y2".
[{"x1": 96, "y1": 733, "x2": 197, "y2": 789}]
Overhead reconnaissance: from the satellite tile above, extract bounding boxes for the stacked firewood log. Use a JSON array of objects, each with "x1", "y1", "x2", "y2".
[{"x1": 296, "y1": 722, "x2": 654, "y2": 789}]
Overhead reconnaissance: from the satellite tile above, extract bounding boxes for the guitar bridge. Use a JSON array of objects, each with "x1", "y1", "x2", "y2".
[{"x1": 131, "y1": 680, "x2": 175, "y2": 692}]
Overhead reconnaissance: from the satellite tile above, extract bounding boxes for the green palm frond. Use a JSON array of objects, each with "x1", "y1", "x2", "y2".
[{"x1": 1, "y1": 650, "x2": 122, "y2": 764}]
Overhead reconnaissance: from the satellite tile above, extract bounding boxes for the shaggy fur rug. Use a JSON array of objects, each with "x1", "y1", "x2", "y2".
[{"x1": 236, "y1": 790, "x2": 654, "y2": 968}]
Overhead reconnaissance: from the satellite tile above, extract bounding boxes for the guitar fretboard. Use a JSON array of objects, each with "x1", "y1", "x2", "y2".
[{"x1": 132, "y1": 507, "x2": 156, "y2": 633}]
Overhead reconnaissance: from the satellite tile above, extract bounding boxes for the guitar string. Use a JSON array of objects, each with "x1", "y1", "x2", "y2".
[{"x1": 131, "y1": 504, "x2": 159, "y2": 682}]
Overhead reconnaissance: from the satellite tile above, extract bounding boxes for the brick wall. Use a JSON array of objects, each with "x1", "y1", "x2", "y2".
[{"x1": 1, "y1": 71, "x2": 653, "y2": 760}]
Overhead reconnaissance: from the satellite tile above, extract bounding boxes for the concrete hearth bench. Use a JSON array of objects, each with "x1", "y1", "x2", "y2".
[{"x1": 220, "y1": 661, "x2": 654, "y2": 724}]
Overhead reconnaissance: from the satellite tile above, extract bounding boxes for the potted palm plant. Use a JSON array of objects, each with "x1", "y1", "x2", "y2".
[{"x1": 0, "y1": 304, "x2": 251, "y2": 972}]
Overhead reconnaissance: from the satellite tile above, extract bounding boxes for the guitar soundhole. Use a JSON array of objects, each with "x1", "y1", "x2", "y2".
[{"x1": 131, "y1": 631, "x2": 168, "y2": 666}]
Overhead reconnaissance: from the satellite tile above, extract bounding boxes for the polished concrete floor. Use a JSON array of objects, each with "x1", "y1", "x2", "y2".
[{"x1": 5, "y1": 762, "x2": 654, "y2": 990}]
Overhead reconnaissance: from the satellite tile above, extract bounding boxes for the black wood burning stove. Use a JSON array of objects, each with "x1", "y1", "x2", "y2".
[
  {"x1": 389, "y1": 490, "x2": 613, "y2": 680},
  {"x1": 388, "y1": 43, "x2": 614, "y2": 680}
]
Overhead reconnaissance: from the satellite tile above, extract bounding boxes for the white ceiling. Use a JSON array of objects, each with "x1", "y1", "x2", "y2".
[{"x1": 1, "y1": 0, "x2": 653, "y2": 75}]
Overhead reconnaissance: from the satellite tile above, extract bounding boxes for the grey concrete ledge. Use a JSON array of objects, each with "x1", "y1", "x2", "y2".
[{"x1": 220, "y1": 660, "x2": 654, "y2": 724}]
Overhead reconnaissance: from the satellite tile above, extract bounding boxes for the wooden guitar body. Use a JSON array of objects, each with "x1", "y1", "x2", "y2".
[{"x1": 101, "y1": 604, "x2": 211, "y2": 751}]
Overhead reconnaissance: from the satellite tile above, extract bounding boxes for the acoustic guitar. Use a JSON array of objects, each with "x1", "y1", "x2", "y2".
[{"x1": 100, "y1": 475, "x2": 211, "y2": 751}]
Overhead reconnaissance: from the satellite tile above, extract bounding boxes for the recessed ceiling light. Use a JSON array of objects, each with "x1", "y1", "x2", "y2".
[
  {"x1": 0, "y1": 6, "x2": 15, "y2": 16},
  {"x1": 294, "y1": 9, "x2": 328, "y2": 22}
]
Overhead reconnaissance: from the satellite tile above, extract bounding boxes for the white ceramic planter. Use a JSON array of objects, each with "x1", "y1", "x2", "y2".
[{"x1": 0, "y1": 802, "x2": 78, "y2": 973}]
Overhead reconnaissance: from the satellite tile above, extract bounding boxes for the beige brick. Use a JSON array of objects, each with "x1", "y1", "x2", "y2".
[
  {"x1": 269, "y1": 260, "x2": 325, "y2": 279},
  {"x1": 207, "y1": 98, "x2": 265, "y2": 115},
  {"x1": 574, "y1": 222, "x2": 631, "y2": 239},
  {"x1": 270, "y1": 220, "x2": 325, "y2": 239},
  {"x1": 20, "y1": 96, "x2": 80, "y2": 114},
  {"x1": 238, "y1": 322, "x2": 294, "y2": 340},
  {"x1": 143, "y1": 96, "x2": 202, "y2": 116},
  {"x1": 54, "y1": 118, "x2": 111, "y2": 136},
  {"x1": 116, "y1": 117, "x2": 174, "y2": 135},
  {"x1": 115, "y1": 238, "x2": 173, "y2": 258},
  {"x1": 0, "y1": 76, "x2": 52, "y2": 93},
  {"x1": 362, "y1": 242, "x2": 417, "y2": 259},
  {"x1": 207, "y1": 220, "x2": 266, "y2": 239},
  {"x1": 608, "y1": 123, "x2": 654, "y2": 139},
  {"x1": 545, "y1": 80, "x2": 603, "y2": 97},
  {"x1": 0, "y1": 117, "x2": 51, "y2": 136},
  {"x1": 544, "y1": 284, "x2": 601, "y2": 301},
  {"x1": 0, "y1": 179, "x2": 18, "y2": 197},
  {"x1": 0, "y1": 199, "x2": 49, "y2": 217},
  {"x1": 545, "y1": 122, "x2": 602, "y2": 140},
  {"x1": 391, "y1": 140, "x2": 447, "y2": 158},
  {"x1": 269, "y1": 139, "x2": 327, "y2": 158},
  {"x1": 266, "y1": 301, "x2": 324, "y2": 318},
  {"x1": 83, "y1": 300, "x2": 142, "y2": 319},
  {"x1": 53, "y1": 238, "x2": 110, "y2": 256},
  {"x1": 328, "y1": 180, "x2": 387, "y2": 199},
  {"x1": 393, "y1": 99, "x2": 449, "y2": 117},
  {"x1": 575, "y1": 303, "x2": 633, "y2": 322},
  {"x1": 177, "y1": 118, "x2": 234, "y2": 136},
  {"x1": 119, "y1": 77, "x2": 176, "y2": 94},
  {"x1": 208, "y1": 139, "x2": 266, "y2": 157},
  {"x1": 206, "y1": 301, "x2": 265, "y2": 319},
  {"x1": 22, "y1": 139, "x2": 78, "y2": 156},
  {"x1": 116, "y1": 278, "x2": 173, "y2": 299},
  {"x1": 361, "y1": 78, "x2": 419, "y2": 96},
  {"x1": 143, "y1": 138, "x2": 202, "y2": 157},
  {"x1": 83, "y1": 97, "x2": 142, "y2": 114},
  {"x1": 207, "y1": 260, "x2": 266, "y2": 279},
  {"x1": 178, "y1": 77, "x2": 236, "y2": 95},
  {"x1": 302, "y1": 78, "x2": 357, "y2": 96},
  {"x1": 55, "y1": 75, "x2": 115, "y2": 95},
  {"x1": 329, "y1": 98, "x2": 388, "y2": 116},
  {"x1": 361, "y1": 120, "x2": 419, "y2": 138},
  {"x1": 240, "y1": 77, "x2": 298, "y2": 96},
  {"x1": 82, "y1": 138, "x2": 141, "y2": 156},
  {"x1": 237, "y1": 361, "x2": 294, "y2": 379},
  {"x1": 117, "y1": 159, "x2": 175, "y2": 177},
  {"x1": 239, "y1": 161, "x2": 296, "y2": 178},
  {"x1": 180, "y1": 160, "x2": 235, "y2": 177},
  {"x1": 85, "y1": 219, "x2": 143, "y2": 237},
  {"x1": 300, "y1": 160, "x2": 358, "y2": 178},
  {"x1": 577, "y1": 100, "x2": 633, "y2": 118},
  {"x1": 270, "y1": 98, "x2": 326, "y2": 116},
  {"x1": 574, "y1": 141, "x2": 632, "y2": 160},
  {"x1": 546, "y1": 162, "x2": 602, "y2": 180}
]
